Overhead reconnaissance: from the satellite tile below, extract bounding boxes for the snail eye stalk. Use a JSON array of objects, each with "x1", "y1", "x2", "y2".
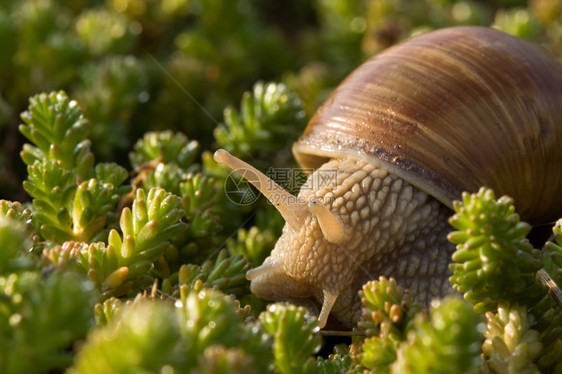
[{"x1": 214, "y1": 149, "x2": 307, "y2": 229}]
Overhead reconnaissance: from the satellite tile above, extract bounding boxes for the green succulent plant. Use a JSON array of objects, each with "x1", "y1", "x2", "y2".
[{"x1": 448, "y1": 188, "x2": 544, "y2": 313}]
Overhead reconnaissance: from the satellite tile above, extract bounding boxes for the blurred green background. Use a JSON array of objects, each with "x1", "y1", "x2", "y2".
[{"x1": 1, "y1": 0, "x2": 561, "y2": 202}]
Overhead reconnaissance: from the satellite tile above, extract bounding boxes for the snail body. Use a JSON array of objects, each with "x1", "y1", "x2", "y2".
[{"x1": 215, "y1": 26, "x2": 562, "y2": 328}]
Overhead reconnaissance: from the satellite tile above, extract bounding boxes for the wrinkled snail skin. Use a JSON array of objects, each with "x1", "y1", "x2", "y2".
[
  {"x1": 249, "y1": 159, "x2": 455, "y2": 326},
  {"x1": 214, "y1": 26, "x2": 562, "y2": 328}
]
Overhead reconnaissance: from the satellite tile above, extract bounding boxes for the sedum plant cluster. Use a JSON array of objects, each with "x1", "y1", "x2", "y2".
[{"x1": 0, "y1": 1, "x2": 561, "y2": 373}]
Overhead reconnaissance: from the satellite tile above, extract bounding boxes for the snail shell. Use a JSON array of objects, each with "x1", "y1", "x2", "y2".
[
  {"x1": 295, "y1": 26, "x2": 562, "y2": 225},
  {"x1": 215, "y1": 26, "x2": 562, "y2": 328}
]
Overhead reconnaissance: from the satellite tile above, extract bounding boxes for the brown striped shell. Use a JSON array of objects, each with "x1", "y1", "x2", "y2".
[{"x1": 293, "y1": 26, "x2": 562, "y2": 225}]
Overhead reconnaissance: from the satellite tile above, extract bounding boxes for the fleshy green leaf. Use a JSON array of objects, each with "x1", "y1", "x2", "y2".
[{"x1": 447, "y1": 187, "x2": 542, "y2": 312}]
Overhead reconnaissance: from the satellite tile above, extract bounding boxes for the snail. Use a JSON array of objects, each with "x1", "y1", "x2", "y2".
[{"x1": 214, "y1": 26, "x2": 562, "y2": 328}]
